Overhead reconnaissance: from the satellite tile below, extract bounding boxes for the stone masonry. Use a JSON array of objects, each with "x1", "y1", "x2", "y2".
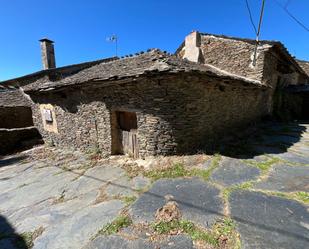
[{"x1": 29, "y1": 72, "x2": 269, "y2": 157}]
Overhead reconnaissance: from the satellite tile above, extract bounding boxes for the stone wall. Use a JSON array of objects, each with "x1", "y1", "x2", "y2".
[
  {"x1": 179, "y1": 34, "x2": 307, "y2": 87},
  {"x1": 29, "y1": 74, "x2": 269, "y2": 157},
  {"x1": 273, "y1": 91, "x2": 304, "y2": 121},
  {"x1": 0, "y1": 127, "x2": 42, "y2": 155},
  {"x1": 262, "y1": 48, "x2": 304, "y2": 87},
  {"x1": 0, "y1": 106, "x2": 34, "y2": 129}
]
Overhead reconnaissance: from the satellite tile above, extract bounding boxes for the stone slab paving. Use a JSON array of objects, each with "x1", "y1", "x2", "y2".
[
  {"x1": 229, "y1": 190, "x2": 309, "y2": 249},
  {"x1": 210, "y1": 157, "x2": 260, "y2": 187},
  {"x1": 0, "y1": 122, "x2": 308, "y2": 249},
  {"x1": 0, "y1": 149, "x2": 151, "y2": 249},
  {"x1": 254, "y1": 164, "x2": 309, "y2": 192},
  {"x1": 273, "y1": 151, "x2": 309, "y2": 165},
  {"x1": 260, "y1": 134, "x2": 301, "y2": 146},
  {"x1": 33, "y1": 200, "x2": 125, "y2": 249},
  {"x1": 130, "y1": 178, "x2": 224, "y2": 228},
  {"x1": 83, "y1": 234, "x2": 194, "y2": 249}
]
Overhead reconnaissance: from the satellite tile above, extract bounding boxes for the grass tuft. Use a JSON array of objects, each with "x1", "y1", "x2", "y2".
[
  {"x1": 97, "y1": 215, "x2": 132, "y2": 236},
  {"x1": 152, "y1": 220, "x2": 218, "y2": 246},
  {"x1": 294, "y1": 191, "x2": 309, "y2": 203},
  {"x1": 144, "y1": 154, "x2": 221, "y2": 182},
  {"x1": 223, "y1": 182, "x2": 253, "y2": 201},
  {"x1": 247, "y1": 157, "x2": 281, "y2": 173},
  {"x1": 120, "y1": 195, "x2": 137, "y2": 206},
  {"x1": 266, "y1": 191, "x2": 309, "y2": 204},
  {"x1": 152, "y1": 218, "x2": 240, "y2": 248},
  {"x1": 144, "y1": 163, "x2": 188, "y2": 181}
]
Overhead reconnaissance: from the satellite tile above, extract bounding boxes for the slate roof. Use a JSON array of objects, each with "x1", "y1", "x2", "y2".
[
  {"x1": 0, "y1": 57, "x2": 118, "y2": 88},
  {"x1": 0, "y1": 90, "x2": 31, "y2": 107},
  {"x1": 15, "y1": 49, "x2": 265, "y2": 93},
  {"x1": 176, "y1": 32, "x2": 308, "y2": 78},
  {"x1": 297, "y1": 60, "x2": 309, "y2": 77}
]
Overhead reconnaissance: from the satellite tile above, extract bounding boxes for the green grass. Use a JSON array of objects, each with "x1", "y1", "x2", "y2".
[
  {"x1": 19, "y1": 232, "x2": 35, "y2": 248},
  {"x1": 97, "y1": 215, "x2": 132, "y2": 236},
  {"x1": 267, "y1": 191, "x2": 309, "y2": 204},
  {"x1": 152, "y1": 220, "x2": 218, "y2": 246},
  {"x1": 294, "y1": 191, "x2": 309, "y2": 203},
  {"x1": 144, "y1": 154, "x2": 221, "y2": 182},
  {"x1": 144, "y1": 163, "x2": 189, "y2": 180},
  {"x1": 189, "y1": 153, "x2": 221, "y2": 181},
  {"x1": 222, "y1": 182, "x2": 253, "y2": 201},
  {"x1": 152, "y1": 218, "x2": 240, "y2": 248},
  {"x1": 120, "y1": 196, "x2": 137, "y2": 206},
  {"x1": 0, "y1": 228, "x2": 44, "y2": 249},
  {"x1": 247, "y1": 157, "x2": 281, "y2": 173}
]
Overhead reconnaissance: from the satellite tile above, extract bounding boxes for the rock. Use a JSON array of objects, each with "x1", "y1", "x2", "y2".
[
  {"x1": 33, "y1": 200, "x2": 125, "y2": 249},
  {"x1": 130, "y1": 178, "x2": 223, "y2": 228},
  {"x1": 273, "y1": 152, "x2": 309, "y2": 165},
  {"x1": 254, "y1": 164, "x2": 309, "y2": 192},
  {"x1": 229, "y1": 190, "x2": 309, "y2": 249},
  {"x1": 210, "y1": 157, "x2": 260, "y2": 187},
  {"x1": 83, "y1": 234, "x2": 194, "y2": 249}
]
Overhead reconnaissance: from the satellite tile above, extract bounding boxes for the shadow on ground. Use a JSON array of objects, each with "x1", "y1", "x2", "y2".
[
  {"x1": 0, "y1": 216, "x2": 28, "y2": 249},
  {"x1": 0, "y1": 155, "x2": 28, "y2": 168},
  {"x1": 215, "y1": 121, "x2": 307, "y2": 159}
]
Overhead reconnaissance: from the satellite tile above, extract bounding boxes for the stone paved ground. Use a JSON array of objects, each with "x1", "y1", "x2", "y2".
[{"x1": 0, "y1": 122, "x2": 308, "y2": 249}]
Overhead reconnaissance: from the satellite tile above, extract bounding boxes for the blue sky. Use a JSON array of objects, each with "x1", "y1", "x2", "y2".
[{"x1": 0, "y1": 0, "x2": 308, "y2": 81}]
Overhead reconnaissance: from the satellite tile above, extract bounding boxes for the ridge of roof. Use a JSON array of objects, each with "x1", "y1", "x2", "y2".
[
  {"x1": 296, "y1": 59, "x2": 309, "y2": 63},
  {"x1": 296, "y1": 59, "x2": 309, "y2": 76},
  {"x1": 22, "y1": 49, "x2": 265, "y2": 92},
  {"x1": 199, "y1": 32, "x2": 280, "y2": 45},
  {"x1": 0, "y1": 56, "x2": 118, "y2": 86},
  {"x1": 175, "y1": 31, "x2": 308, "y2": 78},
  {"x1": 174, "y1": 32, "x2": 279, "y2": 57}
]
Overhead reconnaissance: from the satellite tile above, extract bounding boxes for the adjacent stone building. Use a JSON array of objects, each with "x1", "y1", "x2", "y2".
[
  {"x1": 176, "y1": 31, "x2": 309, "y2": 119},
  {"x1": 0, "y1": 89, "x2": 41, "y2": 154}
]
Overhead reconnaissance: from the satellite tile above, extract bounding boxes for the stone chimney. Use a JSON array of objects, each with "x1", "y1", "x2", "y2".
[
  {"x1": 39, "y1": 38, "x2": 56, "y2": 69},
  {"x1": 183, "y1": 31, "x2": 202, "y2": 63}
]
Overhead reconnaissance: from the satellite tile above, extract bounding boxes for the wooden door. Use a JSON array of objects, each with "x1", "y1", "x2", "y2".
[
  {"x1": 117, "y1": 112, "x2": 139, "y2": 158},
  {"x1": 122, "y1": 129, "x2": 139, "y2": 158}
]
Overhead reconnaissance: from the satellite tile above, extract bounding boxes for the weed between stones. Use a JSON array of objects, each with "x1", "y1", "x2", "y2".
[
  {"x1": 97, "y1": 215, "x2": 132, "y2": 236},
  {"x1": 246, "y1": 157, "x2": 281, "y2": 173},
  {"x1": 152, "y1": 218, "x2": 240, "y2": 249},
  {"x1": 144, "y1": 154, "x2": 221, "y2": 181},
  {"x1": 222, "y1": 182, "x2": 254, "y2": 201},
  {"x1": 262, "y1": 190, "x2": 309, "y2": 204},
  {"x1": 17, "y1": 227, "x2": 45, "y2": 249}
]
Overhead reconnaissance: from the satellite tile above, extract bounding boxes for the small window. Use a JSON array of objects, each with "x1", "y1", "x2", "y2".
[{"x1": 43, "y1": 109, "x2": 53, "y2": 122}]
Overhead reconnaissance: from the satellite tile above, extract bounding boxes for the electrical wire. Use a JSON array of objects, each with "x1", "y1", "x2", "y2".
[
  {"x1": 273, "y1": 0, "x2": 309, "y2": 32},
  {"x1": 284, "y1": 0, "x2": 291, "y2": 9},
  {"x1": 245, "y1": 0, "x2": 258, "y2": 35}
]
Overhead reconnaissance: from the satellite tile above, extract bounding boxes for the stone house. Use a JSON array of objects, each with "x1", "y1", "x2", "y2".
[
  {"x1": 0, "y1": 89, "x2": 41, "y2": 154},
  {"x1": 1, "y1": 38, "x2": 270, "y2": 158},
  {"x1": 176, "y1": 31, "x2": 309, "y2": 119},
  {"x1": 1, "y1": 33, "x2": 308, "y2": 157}
]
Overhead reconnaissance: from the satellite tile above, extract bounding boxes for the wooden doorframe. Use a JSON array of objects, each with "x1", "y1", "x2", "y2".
[{"x1": 111, "y1": 110, "x2": 139, "y2": 158}]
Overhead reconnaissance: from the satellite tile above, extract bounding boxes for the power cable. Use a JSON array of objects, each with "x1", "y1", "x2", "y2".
[
  {"x1": 245, "y1": 0, "x2": 258, "y2": 35},
  {"x1": 273, "y1": 0, "x2": 309, "y2": 32},
  {"x1": 284, "y1": 0, "x2": 291, "y2": 9}
]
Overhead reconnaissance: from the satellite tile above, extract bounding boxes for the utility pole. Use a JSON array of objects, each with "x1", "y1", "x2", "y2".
[{"x1": 252, "y1": 0, "x2": 266, "y2": 66}]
